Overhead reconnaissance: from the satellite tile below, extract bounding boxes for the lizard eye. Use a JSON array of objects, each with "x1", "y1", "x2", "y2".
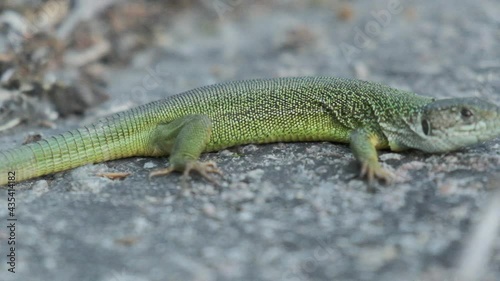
[
  {"x1": 422, "y1": 119, "x2": 431, "y2": 136},
  {"x1": 461, "y1": 108, "x2": 473, "y2": 118}
]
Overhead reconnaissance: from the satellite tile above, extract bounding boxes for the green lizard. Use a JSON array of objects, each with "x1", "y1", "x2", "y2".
[{"x1": 1, "y1": 76, "x2": 499, "y2": 186}]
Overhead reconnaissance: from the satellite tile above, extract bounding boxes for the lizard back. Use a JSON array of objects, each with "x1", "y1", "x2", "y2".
[{"x1": 149, "y1": 76, "x2": 433, "y2": 151}]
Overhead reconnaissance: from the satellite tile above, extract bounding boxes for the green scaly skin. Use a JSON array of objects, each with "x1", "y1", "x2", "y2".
[{"x1": 1, "y1": 76, "x2": 499, "y2": 186}]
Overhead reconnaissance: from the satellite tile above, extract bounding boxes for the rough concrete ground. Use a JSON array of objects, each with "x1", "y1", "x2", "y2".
[{"x1": 1, "y1": 0, "x2": 500, "y2": 280}]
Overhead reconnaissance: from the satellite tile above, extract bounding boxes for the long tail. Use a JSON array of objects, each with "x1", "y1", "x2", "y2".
[{"x1": 0, "y1": 114, "x2": 149, "y2": 186}]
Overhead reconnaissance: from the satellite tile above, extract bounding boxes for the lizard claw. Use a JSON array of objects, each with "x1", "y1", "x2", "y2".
[
  {"x1": 150, "y1": 161, "x2": 223, "y2": 186},
  {"x1": 360, "y1": 162, "x2": 394, "y2": 184},
  {"x1": 183, "y1": 161, "x2": 223, "y2": 186}
]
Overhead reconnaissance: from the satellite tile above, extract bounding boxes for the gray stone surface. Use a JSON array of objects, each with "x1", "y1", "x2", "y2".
[{"x1": 1, "y1": 1, "x2": 500, "y2": 280}]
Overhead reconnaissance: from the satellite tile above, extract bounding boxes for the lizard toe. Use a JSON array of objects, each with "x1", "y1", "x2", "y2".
[
  {"x1": 360, "y1": 162, "x2": 394, "y2": 184},
  {"x1": 184, "y1": 161, "x2": 222, "y2": 185},
  {"x1": 149, "y1": 166, "x2": 176, "y2": 178}
]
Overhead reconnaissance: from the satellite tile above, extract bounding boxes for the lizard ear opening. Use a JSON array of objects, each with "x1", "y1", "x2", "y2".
[{"x1": 421, "y1": 119, "x2": 431, "y2": 136}]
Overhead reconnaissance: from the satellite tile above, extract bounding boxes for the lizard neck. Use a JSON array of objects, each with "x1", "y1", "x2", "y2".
[{"x1": 379, "y1": 101, "x2": 434, "y2": 152}]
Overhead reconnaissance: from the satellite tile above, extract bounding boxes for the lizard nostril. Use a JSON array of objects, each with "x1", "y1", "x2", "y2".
[{"x1": 422, "y1": 119, "x2": 431, "y2": 135}]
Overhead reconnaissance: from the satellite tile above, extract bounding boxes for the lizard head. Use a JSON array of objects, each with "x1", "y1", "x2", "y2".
[{"x1": 404, "y1": 97, "x2": 500, "y2": 153}]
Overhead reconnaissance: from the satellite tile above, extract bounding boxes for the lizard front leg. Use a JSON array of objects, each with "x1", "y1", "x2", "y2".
[
  {"x1": 148, "y1": 114, "x2": 222, "y2": 185},
  {"x1": 350, "y1": 128, "x2": 394, "y2": 184}
]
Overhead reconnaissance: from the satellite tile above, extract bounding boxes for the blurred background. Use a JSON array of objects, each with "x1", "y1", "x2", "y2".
[{"x1": 0, "y1": 1, "x2": 499, "y2": 281}]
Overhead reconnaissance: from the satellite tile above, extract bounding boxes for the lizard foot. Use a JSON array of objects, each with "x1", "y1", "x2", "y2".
[
  {"x1": 360, "y1": 162, "x2": 394, "y2": 184},
  {"x1": 182, "y1": 160, "x2": 223, "y2": 185},
  {"x1": 149, "y1": 161, "x2": 223, "y2": 186}
]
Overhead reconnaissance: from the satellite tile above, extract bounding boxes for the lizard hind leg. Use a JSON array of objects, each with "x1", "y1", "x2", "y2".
[{"x1": 148, "y1": 114, "x2": 222, "y2": 185}]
